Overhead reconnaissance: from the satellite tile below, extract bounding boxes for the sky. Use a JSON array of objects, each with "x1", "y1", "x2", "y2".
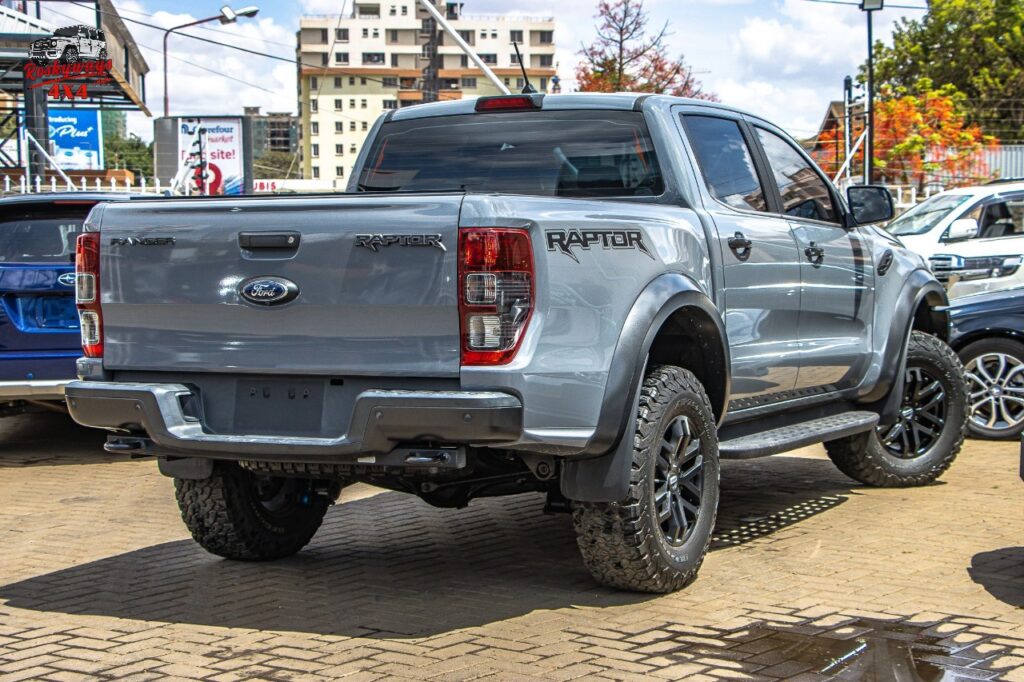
[{"x1": 38, "y1": 0, "x2": 931, "y2": 143}]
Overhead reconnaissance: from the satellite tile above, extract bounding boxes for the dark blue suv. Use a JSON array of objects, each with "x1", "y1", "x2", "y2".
[{"x1": 0, "y1": 193, "x2": 135, "y2": 414}]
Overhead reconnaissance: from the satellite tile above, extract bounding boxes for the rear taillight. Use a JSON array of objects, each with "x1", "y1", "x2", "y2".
[
  {"x1": 458, "y1": 228, "x2": 533, "y2": 366},
  {"x1": 75, "y1": 232, "x2": 102, "y2": 358}
]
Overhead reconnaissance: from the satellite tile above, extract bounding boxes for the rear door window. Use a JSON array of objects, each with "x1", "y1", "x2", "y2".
[
  {"x1": 974, "y1": 192, "x2": 1024, "y2": 240},
  {"x1": 755, "y1": 127, "x2": 839, "y2": 224},
  {"x1": 682, "y1": 115, "x2": 768, "y2": 212},
  {"x1": 357, "y1": 110, "x2": 664, "y2": 198},
  {"x1": 0, "y1": 212, "x2": 83, "y2": 263}
]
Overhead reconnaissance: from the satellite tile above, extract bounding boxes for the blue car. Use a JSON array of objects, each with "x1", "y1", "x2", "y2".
[
  {"x1": 0, "y1": 193, "x2": 135, "y2": 415},
  {"x1": 949, "y1": 285, "x2": 1024, "y2": 440}
]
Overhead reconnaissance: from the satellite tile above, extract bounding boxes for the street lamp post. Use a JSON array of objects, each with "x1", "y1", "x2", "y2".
[
  {"x1": 860, "y1": 0, "x2": 883, "y2": 185},
  {"x1": 162, "y1": 5, "x2": 260, "y2": 117}
]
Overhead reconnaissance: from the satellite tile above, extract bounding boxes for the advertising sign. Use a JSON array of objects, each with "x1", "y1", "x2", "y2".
[
  {"x1": 25, "y1": 25, "x2": 113, "y2": 102},
  {"x1": 177, "y1": 117, "x2": 246, "y2": 195},
  {"x1": 48, "y1": 108, "x2": 104, "y2": 170}
]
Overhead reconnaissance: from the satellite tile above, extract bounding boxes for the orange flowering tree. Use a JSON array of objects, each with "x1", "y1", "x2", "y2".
[
  {"x1": 576, "y1": 0, "x2": 716, "y2": 100},
  {"x1": 815, "y1": 79, "x2": 996, "y2": 189}
]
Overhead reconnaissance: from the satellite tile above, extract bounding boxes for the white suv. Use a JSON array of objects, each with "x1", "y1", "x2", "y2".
[{"x1": 888, "y1": 182, "x2": 1024, "y2": 298}]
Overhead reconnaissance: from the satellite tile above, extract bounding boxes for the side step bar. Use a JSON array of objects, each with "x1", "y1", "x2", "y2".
[{"x1": 719, "y1": 411, "x2": 879, "y2": 460}]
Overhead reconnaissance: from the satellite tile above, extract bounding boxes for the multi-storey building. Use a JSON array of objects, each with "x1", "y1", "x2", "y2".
[
  {"x1": 296, "y1": 0, "x2": 556, "y2": 184},
  {"x1": 244, "y1": 106, "x2": 299, "y2": 155}
]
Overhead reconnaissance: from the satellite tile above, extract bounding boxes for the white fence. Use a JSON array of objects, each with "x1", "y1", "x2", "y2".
[{"x1": 1, "y1": 176, "x2": 340, "y2": 196}]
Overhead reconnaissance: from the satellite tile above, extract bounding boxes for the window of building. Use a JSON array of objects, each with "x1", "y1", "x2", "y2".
[
  {"x1": 510, "y1": 30, "x2": 523, "y2": 43},
  {"x1": 460, "y1": 55, "x2": 468, "y2": 68},
  {"x1": 336, "y1": 28, "x2": 348, "y2": 41},
  {"x1": 539, "y1": 54, "x2": 553, "y2": 67},
  {"x1": 461, "y1": 77, "x2": 477, "y2": 88},
  {"x1": 361, "y1": 78, "x2": 368, "y2": 85},
  {"x1": 362, "y1": 121, "x2": 368, "y2": 131},
  {"x1": 491, "y1": 30, "x2": 498, "y2": 39},
  {"x1": 362, "y1": 28, "x2": 369, "y2": 38},
  {"x1": 480, "y1": 54, "x2": 498, "y2": 65},
  {"x1": 309, "y1": 98, "x2": 318, "y2": 112},
  {"x1": 372, "y1": 29, "x2": 379, "y2": 38},
  {"x1": 349, "y1": 77, "x2": 355, "y2": 85},
  {"x1": 422, "y1": 44, "x2": 435, "y2": 58},
  {"x1": 388, "y1": 29, "x2": 399, "y2": 43},
  {"x1": 335, "y1": 52, "x2": 349, "y2": 64},
  {"x1": 310, "y1": 121, "x2": 319, "y2": 135},
  {"x1": 510, "y1": 52, "x2": 520, "y2": 65},
  {"x1": 350, "y1": 144, "x2": 357, "y2": 153},
  {"x1": 319, "y1": 28, "x2": 328, "y2": 43},
  {"x1": 537, "y1": 30, "x2": 553, "y2": 44},
  {"x1": 458, "y1": 29, "x2": 474, "y2": 45},
  {"x1": 383, "y1": 100, "x2": 398, "y2": 109},
  {"x1": 335, "y1": 121, "x2": 344, "y2": 133},
  {"x1": 334, "y1": 98, "x2": 343, "y2": 110},
  {"x1": 363, "y1": 52, "x2": 385, "y2": 65},
  {"x1": 503, "y1": 78, "x2": 510, "y2": 86},
  {"x1": 539, "y1": 77, "x2": 548, "y2": 91},
  {"x1": 516, "y1": 77, "x2": 525, "y2": 90},
  {"x1": 389, "y1": 5, "x2": 396, "y2": 15},
  {"x1": 683, "y1": 115, "x2": 766, "y2": 213},
  {"x1": 311, "y1": 143, "x2": 319, "y2": 157},
  {"x1": 479, "y1": 30, "x2": 487, "y2": 39},
  {"x1": 336, "y1": 143, "x2": 344, "y2": 155},
  {"x1": 361, "y1": 99, "x2": 367, "y2": 108},
  {"x1": 312, "y1": 166, "x2": 319, "y2": 179},
  {"x1": 755, "y1": 127, "x2": 839, "y2": 224},
  {"x1": 334, "y1": 76, "x2": 342, "y2": 88},
  {"x1": 401, "y1": 6, "x2": 407, "y2": 15},
  {"x1": 310, "y1": 76, "x2": 318, "y2": 90},
  {"x1": 320, "y1": 53, "x2": 328, "y2": 66},
  {"x1": 350, "y1": 121, "x2": 357, "y2": 131},
  {"x1": 391, "y1": 53, "x2": 399, "y2": 67},
  {"x1": 336, "y1": 166, "x2": 345, "y2": 177},
  {"x1": 349, "y1": 98, "x2": 355, "y2": 108},
  {"x1": 382, "y1": 77, "x2": 398, "y2": 88}
]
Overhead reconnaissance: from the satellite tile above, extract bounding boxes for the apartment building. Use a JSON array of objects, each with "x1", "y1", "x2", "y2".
[
  {"x1": 296, "y1": 0, "x2": 556, "y2": 184},
  {"x1": 244, "y1": 106, "x2": 299, "y2": 155}
]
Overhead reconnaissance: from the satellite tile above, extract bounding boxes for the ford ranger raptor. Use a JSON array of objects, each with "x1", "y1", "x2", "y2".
[{"x1": 66, "y1": 93, "x2": 968, "y2": 593}]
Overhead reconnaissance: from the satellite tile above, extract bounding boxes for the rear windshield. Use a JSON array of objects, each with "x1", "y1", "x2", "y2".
[
  {"x1": 357, "y1": 110, "x2": 665, "y2": 198},
  {"x1": 0, "y1": 211, "x2": 84, "y2": 263}
]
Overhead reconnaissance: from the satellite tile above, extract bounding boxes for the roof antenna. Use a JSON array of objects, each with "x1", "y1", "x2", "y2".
[{"x1": 512, "y1": 42, "x2": 536, "y2": 94}]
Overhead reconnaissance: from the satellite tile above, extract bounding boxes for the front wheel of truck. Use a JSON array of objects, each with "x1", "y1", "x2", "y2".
[
  {"x1": 825, "y1": 331, "x2": 968, "y2": 487},
  {"x1": 571, "y1": 365, "x2": 720, "y2": 593},
  {"x1": 174, "y1": 462, "x2": 331, "y2": 560}
]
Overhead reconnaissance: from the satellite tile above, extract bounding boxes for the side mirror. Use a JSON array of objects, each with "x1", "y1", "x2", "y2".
[
  {"x1": 847, "y1": 185, "x2": 895, "y2": 225},
  {"x1": 946, "y1": 218, "x2": 980, "y2": 241}
]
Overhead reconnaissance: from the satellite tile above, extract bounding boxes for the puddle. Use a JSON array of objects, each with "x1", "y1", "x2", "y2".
[{"x1": 660, "y1": 618, "x2": 1008, "y2": 680}]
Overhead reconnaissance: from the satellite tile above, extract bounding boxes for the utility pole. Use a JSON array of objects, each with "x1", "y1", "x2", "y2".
[
  {"x1": 843, "y1": 75, "x2": 854, "y2": 185},
  {"x1": 860, "y1": 0, "x2": 883, "y2": 184}
]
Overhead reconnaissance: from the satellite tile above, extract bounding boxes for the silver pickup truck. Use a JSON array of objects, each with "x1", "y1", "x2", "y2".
[{"x1": 67, "y1": 93, "x2": 968, "y2": 593}]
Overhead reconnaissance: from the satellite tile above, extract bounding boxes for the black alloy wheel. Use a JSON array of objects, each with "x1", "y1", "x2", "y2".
[
  {"x1": 877, "y1": 366, "x2": 947, "y2": 459},
  {"x1": 653, "y1": 414, "x2": 704, "y2": 546}
]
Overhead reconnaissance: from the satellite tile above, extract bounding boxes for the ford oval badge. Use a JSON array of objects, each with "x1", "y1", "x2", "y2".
[
  {"x1": 238, "y1": 276, "x2": 299, "y2": 306},
  {"x1": 57, "y1": 273, "x2": 76, "y2": 287}
]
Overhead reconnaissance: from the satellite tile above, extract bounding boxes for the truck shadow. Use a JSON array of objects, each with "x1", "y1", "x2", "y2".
[
  {"x1": 0, "y1": 455, "x2": 858, "y2": 638},
  {"x1": 968, "y1": 547, "x2": 1024, "y2": 608}
]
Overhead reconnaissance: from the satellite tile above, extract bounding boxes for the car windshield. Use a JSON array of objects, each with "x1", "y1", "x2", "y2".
[
  {"x1": 357, "y1": 110, "x2": 664, "y2": 198},
  {"x1": 887, "y1": 194, "x2": 974, "y2": 236},
  {"x1": 0, "y1": 212, "x2": 84, "y2": 263}
]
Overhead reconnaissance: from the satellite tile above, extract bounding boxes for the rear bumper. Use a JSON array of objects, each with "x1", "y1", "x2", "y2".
[
  {"x1": 0, "y1": 379, "x2": 67, "y2": 401},
  {"x1": 65, "y1": 381, "x2": 522, "y2": 461}
]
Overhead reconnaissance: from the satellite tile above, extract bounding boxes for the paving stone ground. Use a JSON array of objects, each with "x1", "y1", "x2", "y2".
[{"x1": 0, "y1": 412, "x2": 1022, "y2": 681}]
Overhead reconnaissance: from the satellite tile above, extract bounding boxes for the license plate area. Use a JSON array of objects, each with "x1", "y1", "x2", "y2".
[{"x1": 234, "y1": 379, "x2": 325, "y2": 436}]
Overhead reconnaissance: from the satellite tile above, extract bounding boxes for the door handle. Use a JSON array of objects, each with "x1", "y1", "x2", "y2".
[
  {"x1": 804, "y1": 242, "x2": 825, "y2": 265},
  {"x1": 728, "y1": 232, "x2": 753, "y2": 261}
]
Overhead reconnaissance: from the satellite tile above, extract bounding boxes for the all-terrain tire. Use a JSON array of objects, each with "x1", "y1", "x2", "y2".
[
  {"x1": 98, "y1": 48, "x2": 108, "y2": 61},
  {"x1": 60, "y1": 46, "x2": 78, "y2": 65},
  {"x1": 174, "y1": 461, "x2": 331, "y2": 560},
  {"x1": 826, "y1": 331, "x2": 967, "y2": 487},
  {"x1": 571, "y1": 365, "x2": 720, "y2": 593},
  {"x1": 958, "y1": 337, "x2": 1024, "y2": 440}
]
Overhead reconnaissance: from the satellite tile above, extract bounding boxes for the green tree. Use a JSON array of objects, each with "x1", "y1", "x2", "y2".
[
  {"x1": 104, "y1": 133, "x2": 153, "y2": 178},
  {"x1": 872, "y1": 0, "x2": 1024, "y2": 141},
  {"x1": 253, "y1": 150, "x2": 300, "y2": 179}
]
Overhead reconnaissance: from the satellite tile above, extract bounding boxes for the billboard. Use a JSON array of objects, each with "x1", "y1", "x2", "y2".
[
  {"x1": 177, "y1": 117, "x2": 245, "y2": 195},
  {"x1": 49, "y1": 109, "x2": 104, "y2": 170}
]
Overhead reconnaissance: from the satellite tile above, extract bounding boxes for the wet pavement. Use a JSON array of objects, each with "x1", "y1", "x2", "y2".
[{"x1": 1, "y1": 412, "x2": 1022, "y2": 680}]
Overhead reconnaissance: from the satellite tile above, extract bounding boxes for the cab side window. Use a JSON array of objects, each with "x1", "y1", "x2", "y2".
[
  {"x1": 976, "y1": 194, "x2": 1024, "y2": 239},
  {"x1": 683, "y1": 115, "x2": 768, "y2": 212},
  {"x1": 755, "y1": 127, "x2": 839, "y2": 225}
]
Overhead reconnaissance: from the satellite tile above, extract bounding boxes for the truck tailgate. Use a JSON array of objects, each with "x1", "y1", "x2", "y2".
[{"x1": 96, "y1": 194, "x2": 463, "y2": 376}]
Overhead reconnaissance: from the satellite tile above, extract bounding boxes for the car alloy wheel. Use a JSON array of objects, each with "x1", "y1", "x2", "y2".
[
  {"x1": 653, "y1": 414, "x2": 704, "y2": 546},
  {"x1": 877, "y1": 366, "x2": 947, "y2": 459},
  {"x1": 965, "y1": 352, "x2": 1024, "y2": 434}
]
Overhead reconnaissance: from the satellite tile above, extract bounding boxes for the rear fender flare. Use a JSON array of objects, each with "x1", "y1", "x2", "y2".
[{"x1": 561, "y1": 273, "x2": 730, "y2": 502}]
